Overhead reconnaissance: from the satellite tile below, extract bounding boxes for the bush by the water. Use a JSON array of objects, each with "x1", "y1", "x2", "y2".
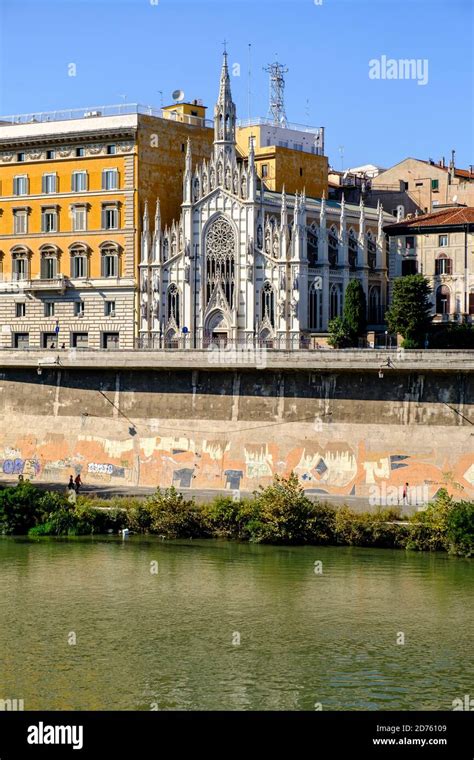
[
  {"x1": 0, "y1": 478, "x2": 472, "y2": 557},
  {"x1": 0, "y1": 482, "x2": 64, "y2": 534}
]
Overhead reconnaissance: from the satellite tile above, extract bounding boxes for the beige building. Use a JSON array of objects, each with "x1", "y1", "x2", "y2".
[
  {"x1": 370, "y1": 156, "x2": 474, "y2": 217},
  {"x1": 384, "y1": 207, "x2": 474, "y2": 322}
]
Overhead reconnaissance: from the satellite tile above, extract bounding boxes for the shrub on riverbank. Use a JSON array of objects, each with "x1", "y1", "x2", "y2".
[
  {"x1": 405, "y1": 489, "x2": 453, "y2": 552},
  {"x1": 2, "y1": 478, "x2": 472, "y2": 557},
  {"x1": 141, "y1": 486, "x2": 211, "y2": 538},
  {"x1": 334, "y1": 506, "x2": 410, "y2": 549},
  {"x1": 446, "y1": 500, "x2": 474, "y2": 557},
  {"x1": 247, "y1": 473, "x2": 336, "y2": 544},
  {"x1": 0, "y1": 483, "x2": 65, "y2": 535}
]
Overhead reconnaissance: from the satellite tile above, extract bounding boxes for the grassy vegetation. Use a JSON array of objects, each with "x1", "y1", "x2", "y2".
[{"x1": 0, "y1": 476, "x2": 472, "y2": 557}]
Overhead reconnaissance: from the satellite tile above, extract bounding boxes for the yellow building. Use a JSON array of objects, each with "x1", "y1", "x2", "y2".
[
  {"x1": 236, "y1": 120, "x2": 328, "y2": 198},
  {"x1": 0, "y1": 105, "x2": 214, "y2": 349}
]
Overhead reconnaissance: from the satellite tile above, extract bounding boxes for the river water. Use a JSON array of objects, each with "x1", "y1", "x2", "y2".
[{"x1": 0, "y1": 537, "x2": 471, "y2": 711}]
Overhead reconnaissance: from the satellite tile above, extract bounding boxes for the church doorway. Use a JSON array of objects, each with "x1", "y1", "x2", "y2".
[{"x1": 204, "y1": 310, "x2": 230, "y2": 348}]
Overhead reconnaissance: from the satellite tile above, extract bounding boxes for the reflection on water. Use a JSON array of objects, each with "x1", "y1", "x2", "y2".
[{"x1": 0, "y1": 536, "x2": 472, "y2": 711}]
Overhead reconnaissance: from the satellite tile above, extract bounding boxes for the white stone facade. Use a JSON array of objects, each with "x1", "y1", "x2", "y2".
[{"x1": 139, "y1": 55, "x2": 390, "y2": 349}]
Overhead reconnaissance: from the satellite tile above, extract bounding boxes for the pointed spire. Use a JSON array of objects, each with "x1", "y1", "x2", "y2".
[
  {"x1": 141, "y1": 201, "x2": 150, "y2": 264},
  {"x1": 359, "y1": 193, "x2": 366, "y2": 240},
  {"x1": 377, "y1": 200, "x2": 384, "y2": 241},
  {"x1": 248, "y1": 134, "x2": 255, "y2": 169},
  {"x1": 185, "y1": 137, "x2": 192, "y2": 171},
  {"x1": 247, "y1": 134, "x2": 256, "y2": 200},
  {"x1": 214, "y1": 50, "x2": 237, "y2": 159},
  {"x1": 339, "y1": 192, "x2": 346, "y2": 242},
  {"x1": 293, "y1": 191, "x2": 300, "y2": 229},
  {"x1": 320, "y1": 190, "x2": 326, "y2": 224},
  {"x1": 152, "y1": 198, "x2": 161, "y2": 262},
  {"x1": 183, "y1": 137, "x2": 192, "y2": 203},
  {"x1": 281, "y1": 184, "x2": 287, "y2": 226},
  {"x1": 154, "y1": 198, "x2": 161, "y2": 233}
]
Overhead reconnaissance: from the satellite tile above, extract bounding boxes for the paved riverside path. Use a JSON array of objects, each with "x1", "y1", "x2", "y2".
[{"x1": 0, "y1": 479, "x2": 422, "y2": 515}]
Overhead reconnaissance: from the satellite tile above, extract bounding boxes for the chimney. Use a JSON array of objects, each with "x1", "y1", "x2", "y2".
[{"x1": 442, "y1": 156, "x2": 445, "y2": 168}]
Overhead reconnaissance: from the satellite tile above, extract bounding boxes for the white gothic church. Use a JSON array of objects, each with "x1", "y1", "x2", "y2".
[{"x1": 139, "y1": 53, "x2": 389, "y2": 349}]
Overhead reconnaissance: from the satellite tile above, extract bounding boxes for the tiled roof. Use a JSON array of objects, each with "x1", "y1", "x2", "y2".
[
  {"x1": 384, "y1": 207, "x2": 474, "y2": 230},
  {"x1": 418, "y1": 159, "x2": 474, "y2": 180}
]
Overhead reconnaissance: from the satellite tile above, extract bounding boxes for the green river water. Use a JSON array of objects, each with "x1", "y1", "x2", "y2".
[{"x1": 0, "y1": 536, "x2": 472, "y2": 711}]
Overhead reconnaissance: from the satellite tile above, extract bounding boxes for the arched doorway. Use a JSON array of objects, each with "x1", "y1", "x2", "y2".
[{"x1": 205, "y1": 310, "x2": 229, "y2": 347}]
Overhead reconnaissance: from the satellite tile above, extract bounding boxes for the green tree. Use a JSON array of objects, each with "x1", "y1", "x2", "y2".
[
  {"x1": 343, "y1": 280, "x2": 367, "y2": 344},
  {"x1": 327, "y1": 317, "x2": 352, "y2": 348},
  {"x1": 386, "y1": 275, "x2": 432, "y2": 347}
]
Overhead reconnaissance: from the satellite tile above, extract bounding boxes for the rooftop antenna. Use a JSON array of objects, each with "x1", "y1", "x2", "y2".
[
  {"x1": 157, "y1": 90, "x2": 164, "y2": 107},
  {"x1": 247, "y1": 43, "x2": 252, "y2": 120},
  {"x1": 264, "y1": 59, "x2": 289, "y2": 127}
]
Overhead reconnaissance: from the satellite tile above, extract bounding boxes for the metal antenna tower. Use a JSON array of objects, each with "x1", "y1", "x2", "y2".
[{"x1": 264, "y1": 60, "x2": 289, "y2": 126}]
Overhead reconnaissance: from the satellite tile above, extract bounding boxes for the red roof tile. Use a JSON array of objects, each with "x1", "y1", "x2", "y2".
[{"x1": 384, "y1": 207, "x2": 474, "y2": 230}]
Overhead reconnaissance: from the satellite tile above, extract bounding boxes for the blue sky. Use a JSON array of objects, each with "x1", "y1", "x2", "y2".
[{"x1": 0, "y1": 0, "x2": 472, "y2": 169}]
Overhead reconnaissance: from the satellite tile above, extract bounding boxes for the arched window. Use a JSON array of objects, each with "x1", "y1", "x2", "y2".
[
  {"x1": 11, "y1": 246, "x2": 30, "y2": 281},
  {"x1": 167, "y1": 283, "x2": 180, "y2": 327},
  {"x1": 100, "y1": 243, "x2": 120, "y2": 278},
  {"x1": 205, "y1": 216, "x2": 235, "y2": 307},
  {"x1": 261, "y1": 281, "x2": 275, "y2": 327},
  {"x1": 69, "y1": 244, "x2": 89, "y2": 279},
  {"x1": 367, "y1": 231, "x2": 377, "y2": 270},
  {"x1": 368, "y1": 285, "x2": 380, "y2": 323},
  {"x1": 40, "y1": 245, "x2": 60, "y2": 280},
  {"x1": 330, "y1": 283, "x2": 343, "y2": 319},
  {"x1": 328, "y1": 225, "x2": 338, "y2": 267},
  {"x1": 348, "y1": 229, "x2": 358, "y2": 269},
  {"x1": 435, "y1": 254, "x2": 452, "y2": 276},
  {"x1": 308, "y1": 279, "x2": 322, "y2": 329},
  {"x1": 436, "y1": 285, "x2": 450, "y2": 315},
  {"x1": 307, "y1": 224, "x2": 318, "y2": 266}
]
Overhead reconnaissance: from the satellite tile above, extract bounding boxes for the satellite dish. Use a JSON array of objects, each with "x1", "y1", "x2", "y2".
[{"x1": 172, "y1": 89, "x2": 185, "y2": 102}]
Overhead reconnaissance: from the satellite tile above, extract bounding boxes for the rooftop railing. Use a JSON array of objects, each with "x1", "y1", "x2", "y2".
[
  {"x1": 0, "y1": 103, "x2": 214, "y2": 129},
  {"x1": 237, "y1": 117, "x2": 323, "y2": 135}
]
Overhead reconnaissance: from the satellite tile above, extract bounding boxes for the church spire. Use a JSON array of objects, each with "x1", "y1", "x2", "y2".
[{"x1": 214, "y1": 50, "x2": 236, "y2": 160}]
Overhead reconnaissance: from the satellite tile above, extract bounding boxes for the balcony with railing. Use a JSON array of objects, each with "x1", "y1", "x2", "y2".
[{"x1": 0, "y1": 273, "x2": 67, "y2": 292}]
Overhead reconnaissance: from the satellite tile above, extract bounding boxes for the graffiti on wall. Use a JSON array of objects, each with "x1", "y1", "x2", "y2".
[
  {"x1": 0, "y1": 457, "x2": 40, "y2": 479},
  {"x1": 0, "y1": 429, "x2": 472, "y2": 502}
]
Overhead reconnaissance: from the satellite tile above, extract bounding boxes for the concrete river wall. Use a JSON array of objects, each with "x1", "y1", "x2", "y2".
[{"x1": 0, "y1": 350, "x2": 472, "y2": 502}]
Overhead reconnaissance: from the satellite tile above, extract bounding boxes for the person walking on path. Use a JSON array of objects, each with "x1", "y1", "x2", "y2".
[
  {"x1": 402, "y1": 482, "x2": 409, "y2": 506},
  {"x1": 68, "y1": 475, "x2": 75, "y2": 491},
  {"x1": 74, "y1": 473, "x2": 82, "y2": 493}
]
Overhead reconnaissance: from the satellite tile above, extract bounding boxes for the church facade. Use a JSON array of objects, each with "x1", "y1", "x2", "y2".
[{"x1": 139, "y1": 54, "x2": 390, "y2": 349}]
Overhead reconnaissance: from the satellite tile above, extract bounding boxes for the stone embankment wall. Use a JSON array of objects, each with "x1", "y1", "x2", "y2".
[{"x1": 0, "y1": 351, "x2": 472, "y2": 503}]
